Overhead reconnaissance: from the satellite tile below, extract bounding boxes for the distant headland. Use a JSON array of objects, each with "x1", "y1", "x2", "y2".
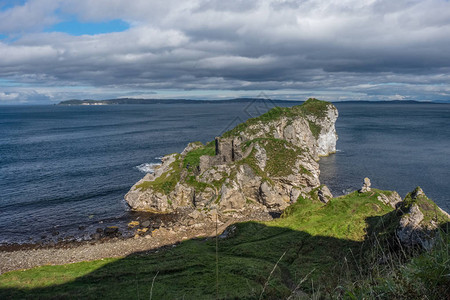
[
  {"x1": 57, "y1": 98, "x2": 432, "y2": 106},
  {"x1": 57, "y1": 98, "x2": 296, "y2": 105}
]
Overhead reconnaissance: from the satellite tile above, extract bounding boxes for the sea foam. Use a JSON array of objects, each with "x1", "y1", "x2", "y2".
[{"x1": 136, "y1": 163, "x2": 161, "y2": 173}]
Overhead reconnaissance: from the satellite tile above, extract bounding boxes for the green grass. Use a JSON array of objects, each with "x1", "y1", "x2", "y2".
[
  {"x1": 275, "y1": 190, "x2": 393, "y2": 241},
  {"x1": 185, "y1": 175, "x2": 212, "y2": 192},
  {"x1": 237, "y1": 149, "x2": 274, "y2": 185},
  {"x1": 299, "y1": 98, "x2": 332, "y2": 119},
  {"x1": 223, "y1": 98, "x2": 333, "y2": 138},
  {"x1": 242, "y1": 138, "x2": 305, "y2": 178},
  {"x1": 0, "y1": 191, "x2": 417, "y2": 299},
  {"x1": 260, "y1": 139, "x2": 304, "y2": 177},
  {"x1": 0, "y1": 259, "x2": 116, "y2": 289},
  {"x1": 135, "y1": 143, "x2": 217, "y2": 196},
  {"x1": 307, "y1": 120, "x2": 322, "y2": 139},
  {"x1": 183, "y1": 143, "x2": 215, "y2": 169},
  {"x1": 231, "y1": 138, "x2": 306, "y2": 190},
  {"x1": 344, "y1": 226, "x2": 450, "y2": 299},
  {"x1": 136, "y1": 154, "x2": 182, "y2": 195}
]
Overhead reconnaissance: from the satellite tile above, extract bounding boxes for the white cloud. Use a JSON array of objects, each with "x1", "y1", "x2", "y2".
[
  {"x1": 0, "y1": 0, "x2": 61, "y2": 34},
  {"x1": 0, "y1": 92, "x2": 20, "y2": 101},
  {"x1": 0, "y1": 0, "x2": 449, "y2": 103}
]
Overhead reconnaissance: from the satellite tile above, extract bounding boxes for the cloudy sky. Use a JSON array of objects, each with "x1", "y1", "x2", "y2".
[{"x1": 1, "y1": 0, "x2": 450, "y2": 104}]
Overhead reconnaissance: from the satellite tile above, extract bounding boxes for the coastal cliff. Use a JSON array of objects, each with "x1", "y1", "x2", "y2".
[
  {"x1": 2, "y1": 99, "x2": 449, "y2": 299},
  {"x1": 125, "y1": 98, "x2": 338, "y2": 215}
]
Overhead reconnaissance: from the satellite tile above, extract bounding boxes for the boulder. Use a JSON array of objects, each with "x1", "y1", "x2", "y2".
[
  {"x1": 317, "y1": 185, "x2": 333, "y2": 203},
  {"x1": 377, "y1": 191, "x2": 402, "y2": 208},
  {"x1": 397, "y1": 203, "x2": 425, "y2": 247},
  {"x1": 104, "y1": 226, "x2": 119, "y2": 236},
  {"x1": 253, "y1": 143, "x2": 267, "y2": 170},
  {"x1": 290, "y1": 188, "x2": 301, "y2": 203},
  {"x1": 219, "y1": 182, "x2": 246, "y2": 211},
  {"x1": 359, "y1": 177, "x2": 371, "y2": 193},
  {"x1": 395, "y1": 187, "x2": 450, "y2": 250},
  {"x1": 188, "y1": 210, "x2": 202, "y2": 220},
  {"x1": 193, "y1": 187, "x2": 216, "y2": 208},
  {"x1": 91, "y1": 233, "x2": 102, "y2": 240},
  {"x1": 141, "y1": 220, "x2": 151, "y2": 228}
]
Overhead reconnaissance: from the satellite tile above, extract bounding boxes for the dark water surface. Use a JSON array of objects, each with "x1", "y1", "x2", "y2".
[{"x1": 0, "y1": 101, "x2": 449, "y2": 244}]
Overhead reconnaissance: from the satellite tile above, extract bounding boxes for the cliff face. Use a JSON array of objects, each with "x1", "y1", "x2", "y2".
[{"x1": 125, "y1": 98, "x2": 338, "y2": 215}]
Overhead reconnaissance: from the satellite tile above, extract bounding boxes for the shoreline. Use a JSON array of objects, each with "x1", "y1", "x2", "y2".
[
  {"x1": 0, "y1": 222, "x2": 213, "y2": 274},
  {"x1": 0, "y1": 210, "x2": 272, "y2": 274},
  {"x1": 0, "y1": 209, "x2": 182, "y2": 251}
]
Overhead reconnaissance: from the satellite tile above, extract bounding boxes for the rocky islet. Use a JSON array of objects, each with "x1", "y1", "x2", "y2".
[
  {"x1": 125, "y1": 99, "x2": 449, "y2": 249},
  {"x1": 125, "y1": 98, "x2": 338, "y2": 215}
]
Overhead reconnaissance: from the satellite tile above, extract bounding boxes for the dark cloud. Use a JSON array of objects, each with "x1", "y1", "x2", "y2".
[{"x1": 0, "y1": 0, "x2": 450, "y2": 103}]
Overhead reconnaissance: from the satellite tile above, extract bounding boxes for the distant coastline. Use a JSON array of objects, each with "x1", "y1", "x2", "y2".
[
  {"x1": 57, "y1": 98, "x2": 296, "y2": 105},
  {"x1": 57, "y1": 98, "x2": 438, "y2": 106}
]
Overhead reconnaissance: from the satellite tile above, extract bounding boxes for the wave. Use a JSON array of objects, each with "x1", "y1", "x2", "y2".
[{"x1": 136, "y1": 163, "x2": 161, "y2": 173}]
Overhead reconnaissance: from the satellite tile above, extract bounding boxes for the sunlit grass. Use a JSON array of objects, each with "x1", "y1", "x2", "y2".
[
  {"x1": 0, "y1": 258, "x2": 116, "y2": 289},
  {"x1": 271, "y1": 190, "x2": 393, "y2": 241},
  {"x1": 0, "y1": 191, "x2": 398, "y2": 299}
]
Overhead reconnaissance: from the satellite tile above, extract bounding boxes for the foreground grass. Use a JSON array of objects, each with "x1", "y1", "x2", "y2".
[
  {"x1": 1, "y1": 191, "x2": 448, "y2": 299},
  {"x1": 346, "y1": 227, "x2": 450, "y2": 299}
]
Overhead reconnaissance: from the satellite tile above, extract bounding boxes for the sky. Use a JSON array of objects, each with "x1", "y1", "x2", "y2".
[{"x1": 0, "y1": 0, "x2": 450, "y2": 104}]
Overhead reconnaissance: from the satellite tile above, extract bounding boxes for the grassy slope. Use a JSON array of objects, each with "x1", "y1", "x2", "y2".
[
  {"x1": 1, "y1": 190, "x2": 422, "y2": 299},
  {"x1": 347, "y1": 231, "x2": 450, "y2": 299},
  {"x1": 222, "y1": 98, "x2": 332, "y2": 138}
]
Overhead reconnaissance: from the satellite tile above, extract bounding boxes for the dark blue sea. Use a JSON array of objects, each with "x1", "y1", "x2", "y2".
[{"x1": 1, "y1": 101, "x2": 449, "y2": 244}]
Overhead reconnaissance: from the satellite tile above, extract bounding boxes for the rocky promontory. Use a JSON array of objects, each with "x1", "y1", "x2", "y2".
[
  {"x1": 125, "y1": 98, "x2": 338, "y2": 217},
  {"x1": 124, "y1": 98, "x2": 450, "y2": 252}
]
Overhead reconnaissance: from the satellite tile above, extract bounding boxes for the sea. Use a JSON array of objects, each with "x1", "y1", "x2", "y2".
[{"x1": 1, "y1": 100, "x2": 449, "y2": 245}]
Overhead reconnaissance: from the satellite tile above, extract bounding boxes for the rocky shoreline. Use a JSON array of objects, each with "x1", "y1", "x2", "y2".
[{"x1": 0, "y1": 206, "x2": 276, "y2": 274}]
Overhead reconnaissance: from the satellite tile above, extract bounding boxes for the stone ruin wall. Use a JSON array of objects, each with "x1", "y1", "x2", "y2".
[{"x1": 199, "y1": 137, "x2": 249, "y2": 172}]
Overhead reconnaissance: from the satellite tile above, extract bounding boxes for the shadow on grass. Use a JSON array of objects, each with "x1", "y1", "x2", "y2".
[{"x1": 0, "y1": 218, "x2": 448, "y2": 299}]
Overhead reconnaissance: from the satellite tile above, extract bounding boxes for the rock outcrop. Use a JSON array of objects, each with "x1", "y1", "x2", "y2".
[
  {"x1": 395, "y1": 187, "x2": 450, "y2": 250},
  {"x1": 125, "y1": 98, "x2": 338, "y2": 216},
  {"x1": 376, "y1": 191, "x2": 402, "y2": 209},
  {"x1": 359, "y1": 177, "x2": 372, "y2": 193},
  {"x1": 317, "y1": 185, "x2": 333, "y2": 203}
]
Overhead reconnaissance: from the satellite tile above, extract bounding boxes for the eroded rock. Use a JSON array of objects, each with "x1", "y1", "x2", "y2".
[
  {"x1": 395, "y1": 187, "x2": 449, "y2": 250},
  {"x1": 317, "y1": 185, "x2": 333, "y2": 203},
  {"x1": 377, "y1": 191, "x2": 402, "y2": 209},
  {"x1": 359, "y1": 177, "x2": 371, "y2": 193}
]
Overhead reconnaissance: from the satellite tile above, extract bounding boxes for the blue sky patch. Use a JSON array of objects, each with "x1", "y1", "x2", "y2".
[
  {"x1": 0, "y1": 0, "x2": 27, "y2": 12},
  {"x1": 46, "y1": 19, "x2": 130, "y2": 36}
]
